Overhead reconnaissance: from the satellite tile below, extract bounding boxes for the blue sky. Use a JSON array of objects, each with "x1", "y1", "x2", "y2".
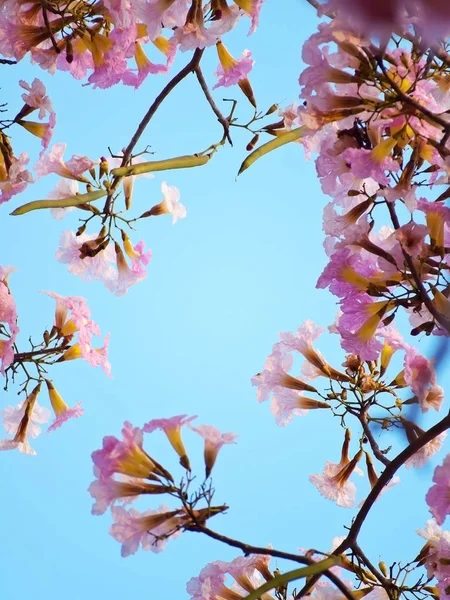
[{"x1": 1, "y1": 1, "x2": 449, "y2": 599}]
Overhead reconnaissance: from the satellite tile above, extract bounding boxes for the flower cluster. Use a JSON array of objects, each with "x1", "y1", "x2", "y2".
[
  {"x1": 0, "y1": 0, "x2": 262, "y2": 89},
  {"x1": 89, "y1": 416, "x2": 236, "y2": 556},
  {"x1": 0, "y1": 284, "x2": 110, "y2": 454},
  {"x1": 253, "y1": 320, "x2": 445, "y2": 507},
  {"x1": 0, "y1": 78, "x2": 55, "y2": 204}
]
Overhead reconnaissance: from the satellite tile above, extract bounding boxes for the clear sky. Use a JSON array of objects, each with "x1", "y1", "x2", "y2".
[{"x1": 1, "y1": 1, "x2": 449, "y2": 599}]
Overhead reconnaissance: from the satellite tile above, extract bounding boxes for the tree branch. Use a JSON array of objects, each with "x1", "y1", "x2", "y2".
[
  {"x1": 359, "y1": 412, "x2": 390, "y2": 467},
  {"x1": 194, "y1": 64, "x2": 232, "y2": 145},
  {"x1": 294, "y1": 410, "x2": 450, "y2": 598},
  {"x1": 191, "y1": 524, "x2": 355, "y2": 600},
  {"x1": 103, "y1": 48, "x2": 205, "y2": 215}
]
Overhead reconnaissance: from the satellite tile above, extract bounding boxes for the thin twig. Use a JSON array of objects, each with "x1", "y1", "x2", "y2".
[
  {"x1": 359, "y1": 412, "x2": 390, "y2": 467},
  {"x1": 194, "y1": 64, "x2": 233, "y2": 145},
  {"x1": 103, "y1": 48, "x2": 205, "y2": 215}
]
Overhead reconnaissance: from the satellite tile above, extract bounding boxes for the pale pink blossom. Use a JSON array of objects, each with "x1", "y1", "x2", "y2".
[
  {"x1": 309, "y1": 460, "x2": 358, "y2": 508},
  {"x1": 88, "y1": 466, "x2": 171, "y2": 515},
  {"x1": 144, "y1": 414, "x2": 196, "y2": 469},
  {"x1": 19, "y1": 78, "x2": 53, "y2": 119},
  {"x1": 427, "y1": 454, "x2": 450, "y2": 525},
  {"x1": 92, "y1": 421, "x2": 170, "y2": 480},
  {"x1": 406, "y1": 432, "x2": 447, "y2": 469},
  {"x1": 105, "y1": 242, "x2": 150, "y2": 296},
  {"x1": 35, "y1": 142, "x2": 96, "y2": 181},
  {"x1": 342, "y1": 146, "x2": 399, "y2": 186},
  {"x1": 48, "y1": 402, "x2": 83, "y2": 432},
  {"x1": 56, "y1": 230, "x2": 117, "y2": 284},
  {"x1": 2, "y1": 400, "x2": 50, "y2": 438},
  {"x1": 394, "y1": 222, "x2": 428, "y2": 257},
  {"x1": 214, "y1": 49, "x2": 254, "y2": 89},
  {"x1": 0, "y1": 383, "x2": 42, "y2": 455},
  {"x1": 161, "y1": 181, "x2": 186, "y2": 224},
  {"x1": 251, "y1": 347, "x2": 293, "y2": 402},
  {"x1": 404, "y1": 348, "x2": 439, "y2": 412},
  {"x1": 47, "y1": 178, "x2": 78, "y2": 220},
  {"x1": 110, "y1": 505, "x2": 183, "y2": 557},
  {"x1": 188, "y1": 423, "x2": 238, "y2": 478},
  {"x1": 0, "y1": 153, "x2": 33, "y2": 204},
  {"x1": 41, "y1": 290, "x2": 111, "y2": 376}
]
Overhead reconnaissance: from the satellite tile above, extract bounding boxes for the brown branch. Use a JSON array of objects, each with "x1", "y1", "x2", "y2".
[
  {"x1": 359, "y1": 412, "x2": 390, "y2": 467},
  {"x1": 194, "y1": 64, "x2": 232, "y2": 145},
  {"x1": 191, "y1": 524, "x2": 355, "y2": 600},
  {"x1": 351, "y1": 541, "x2": 394, "y2": 596},
  {"x1": 294, "y1": 410, "x2": 450, "y2": 598},
  {"x1": 14, "y1": 346, "x2": 69, "y2": 361},
  {"x1": 386, "y1": 202, "x2": 450, "y2": 334},
  {"x1": 40, "y1": 0, "x2": 60, "y2": 54},
  {"x1": 340, "y1": 409, "x2": 450, "y2": 549}
]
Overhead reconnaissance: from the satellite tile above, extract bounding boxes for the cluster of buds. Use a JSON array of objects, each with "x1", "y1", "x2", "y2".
[{"x1": 89, "y1": 416, "x2": 237, "y2": 556}]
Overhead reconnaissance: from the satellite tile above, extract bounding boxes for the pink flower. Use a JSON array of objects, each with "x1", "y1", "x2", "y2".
[
  {"x1": 0, "y1": 153, "x2": 33, "y2": 204},
  {"x1": 342, "y1": 144, "x2": 400, "y2": 186},
  {"x1": 2, "y1": 399, "x2": 50, "y2": 438},
  {"x1": 404, "y1": 348, "x2": 440, "y2": 412},
  {"x1": 0, "y1": 274, "x2": 17, "y2": 330},
  {"x1": 321, "y1": 0, "x2": 450, "y2": 46},
  {"x1": 92, "y1": 421, "x2": 170, "y2": 480},
  {"x1": 270, "y1": 388, "x2": 329, "y2": 426},
  {"x1": 186, "y1": 561, "x2": 228, "y2": 600},
  {"x1": 143, "y1": 414, "x2": 196, "y2": 470},
  {"x1": 0, "y1": 383, "x2": 42, "y2": 455},
  {"x1": 35, "y1": 142, "x2": 96, "y2": 181},
  {"x1": 427, "y1": 454, "x2": 450, "y2": 525},
  {"x1": 110, "y1": 505, "x2": 183, "y2": 557},
  {"x1": 45, "y1": 379, "x2": 84, "y2": 432},
  {"x1": 188, "y1": 423, "x2": 238, "y2": 478},
  {"x1": 251, "y1": 347, "x2": 293, "y2": 402},
  {"x1": 19, "y1": 78, "x2": 53, "y2": 119},
  {"x1": 405, "y1": 432, "x2": 447, "y2": 469},
  {"x1": 309, "y1": 433, "x2": 363, "y2": 507},
  {"x1": 214, "y1": 43, "x2": 254, "y2": 89},
  {"x1": 88, "y1": 467, "x2": 172, "y2": 515},
  {"x1": 309, "y1": 459, "x2": 359, "y2": 508},
  {"x1": 234, "y1": 0, "x2": 264, "y2": 34},
  {"x1": 105, "y1": 242, "x2": 149, "y2": 296},
  {"x1": 0, "y1": 337, "x2": 15, "y2": 375},
  {"x1": 394, "y1": 222, "x2": 428, "y2": 257},
  {"x1": 41, "y1": 291, "x2": 111, "y2": 375},
  {"x1": 47, "y1": 178, "x2": 78, "y2": 220},
  {"x1": 146, "y1": 182, "x2": 186, "y2": 224},
  {"x1": 55, "y1": 230, "x2": 117, "y2": 284}
]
